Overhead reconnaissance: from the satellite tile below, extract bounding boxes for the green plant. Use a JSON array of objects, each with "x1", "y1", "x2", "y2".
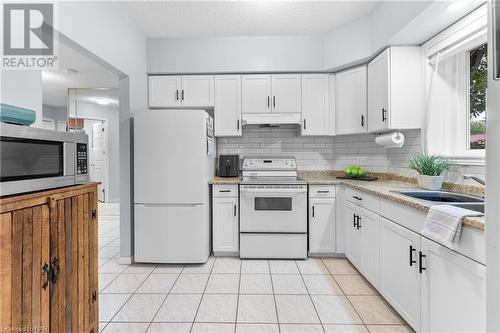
[{"x1": 407, "y1": 154, "x2": 452, "y2": 176}]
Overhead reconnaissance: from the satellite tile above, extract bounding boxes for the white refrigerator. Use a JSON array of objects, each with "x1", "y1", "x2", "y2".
[{"x1": 134, "y1": 110, "x2": 215, "y2": 263}]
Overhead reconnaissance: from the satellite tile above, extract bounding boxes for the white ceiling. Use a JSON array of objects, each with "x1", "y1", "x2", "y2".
[
  {"x1": 117, "y1": 1, "x2": 382, "y2": 38},
  {"x1": 42, "y1": 42, "x2": 119, "y2": 107}
]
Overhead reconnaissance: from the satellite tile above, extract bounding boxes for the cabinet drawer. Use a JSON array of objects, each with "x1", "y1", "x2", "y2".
[
  {"x1": 309, "y1": 185, "x2": 336, "y2": 198},
  {"x1": 213, "y1": 185, "x2": 238, "y2": 198},
  {"x1": 345, "y1": 187, "x2": 380, "y2": 213}
]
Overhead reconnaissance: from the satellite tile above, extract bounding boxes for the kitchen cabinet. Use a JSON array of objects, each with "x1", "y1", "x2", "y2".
[
  {"x1": 308, "y1": 186, "x2": 336, "y2": 255},
  {"x1": 379, "y1": 217, "x2": 421, "y2": 331},
  {"x1": 242, "y1": 74, "x2": 301, "y2": 114},
  {"x1": 0, "y1": 183, "x2": 99, "y2": 333},
  {"x1": 345, "y1": 202, "x2": 362, "y2": 269},
  {"x1": 148, "y1": 75, "x2": 214, "y2": 108},
  {"x1": 212, "y1": 185, "x2": 239, "y2": 256},
  {"x1": 335, "y1": 65, "x2": 367, "y2": 135},
  {"x1": 301, "y1": 74, "x2": 331, "y2": 136},
  {"x1": 214, "y1": 75, "x2": 242, "y2": 136},
  {"x1": 367, "y1": 47, "x2": 423, "y2": 133},
  {"x1": 420, "y1": 237, "x2": 486, "y2": 333}
]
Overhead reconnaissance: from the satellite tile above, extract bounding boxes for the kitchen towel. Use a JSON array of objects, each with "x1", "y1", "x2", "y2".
[{"x1": 422, "y1": 204, "x2": 482, "y2": 248}]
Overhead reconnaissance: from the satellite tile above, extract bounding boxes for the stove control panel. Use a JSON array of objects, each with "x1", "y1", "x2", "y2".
[{"x1": 243, "y1": 157, "x2": 296, "y2": 170}]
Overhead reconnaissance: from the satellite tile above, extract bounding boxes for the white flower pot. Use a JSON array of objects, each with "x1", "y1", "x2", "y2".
[{"x1": 417, "y1": 175, "x2": 444, "y2": 190}]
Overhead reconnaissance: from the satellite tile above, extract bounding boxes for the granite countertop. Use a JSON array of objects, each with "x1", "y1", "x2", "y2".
[{"x1": 209, "y1": 171, "x2": 485, "y2": 231}]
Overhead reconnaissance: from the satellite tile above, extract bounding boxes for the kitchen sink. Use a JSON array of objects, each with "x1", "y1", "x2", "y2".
[
  {"x1": 395, "y1": 190, "x2": 484, "y2": 203},
  {"x1": 449, "y1": 203, "x2": 485, "y2": 214}
]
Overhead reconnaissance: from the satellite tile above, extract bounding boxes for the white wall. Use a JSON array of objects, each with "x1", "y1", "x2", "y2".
[{"x1": 42, "y1": 104, "x2": 67, "y2": 123}]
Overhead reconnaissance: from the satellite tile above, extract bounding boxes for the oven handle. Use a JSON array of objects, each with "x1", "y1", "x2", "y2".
[{"x1": 240, "y1": 187, "x2": 307, "y2": 194}]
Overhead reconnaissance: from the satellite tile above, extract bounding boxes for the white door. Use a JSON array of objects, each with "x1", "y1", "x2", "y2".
[
  {"x1": 181, "y1": 75, "x2": 214, "y2": 107},
  {"x1": 148, "y1": 75, "x2": 181, "y2": 108},
  {"x1": 214, "y1": 75, "x2": 242, "y2": 136},
  {"x1": 368, "y1": 48, "x2": 390, "y2": 132},
  {"x1": 309, "y1": 198, "x2": 335, "y2": 254},
  {"x1": 345, "y1": 202, "x2": 362, "y2": 269},
  {"x1": 302, "y1": 74, "x2": 330, "y2": 136},
  {"x1": 421, "y1": 237, "x2": 486, "y2": 333},
  {"x1": 379, "y1": 217, "x2": 421, "y2": 331},
  {"x1": 90, "y1": 121, "x2": 107, "y2": 202},
  {"x1": 359, "y1": 206, "x2": 380, "y2": 288},
  {"x1": 213, "y1": 197, "x2": 239, "y2": 254},
  {"x1": 271, "y1": 74, "x2": 301, "y2": 113},
  {"x1": 335, "y1": 65, "x2": 367, "y2": 135},
  {"x1": 242, "y1": 75, "x2": 272, "y2": 114}
]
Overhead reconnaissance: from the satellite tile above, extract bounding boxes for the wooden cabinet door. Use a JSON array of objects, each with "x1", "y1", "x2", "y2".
[
  {"x1": 242, "y1": 75, "x2": 272, "y2": 114},
  {"x1": 335, "y1": 65, "x2": 367, "y2": 135},
  {"x1": 214, "y1": 75, "x2": 242, "y2": 136},
  {"x1": 181, "y1": 75, "x2": 214, "y2": 107},
  {"x1": 309, "y1": 198, "x2": 335, "y2": 255},
  {"x1": 271, "y1": 74, "x2": 301, "y2": 113},
  {"x1": 379, "y1": 217, "x2": 420, "y2": 331},
  {"x1": 368, "y1": 48, "x2": 390, "y2": 133},
  {"x1": 301, "y1": 74, "x2": 330, "y2": 136},
  {"x1": 212, "y1": 197, "x2": 239, "y2": 254},
  {"x1": 148, "y1": 75, "x2": 181, "y2": 108},
  {"x1": 359, "y1": 207, "x2": 380, "y2": 289},
  {"x1": 0, "y1": 206, "x2": 50, "y2": 333},
  {"x1": 420, "y1": 237, "x2": 486, "y2": 333}
]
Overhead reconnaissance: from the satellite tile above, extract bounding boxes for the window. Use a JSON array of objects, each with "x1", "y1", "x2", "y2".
[{"x1": 468, "y1": 44, "x2": 487, "y2": 150}]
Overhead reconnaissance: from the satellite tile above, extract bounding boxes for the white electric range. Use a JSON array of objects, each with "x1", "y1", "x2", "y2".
[{"x1": 239, "y1": 157, "x2": 307, "y2": 259}]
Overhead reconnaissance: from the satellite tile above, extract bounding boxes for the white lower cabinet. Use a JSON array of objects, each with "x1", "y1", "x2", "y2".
[
  {"x1": 420, "y1": 237, "x2": 486, "y2": 333},
  {"x1": 212, "y1": 185, "x2": 239, "y2": 255},
  {"x1": 345, "y1": 202, "x2": 362, "y2": 268},
  {"x1": 309, "y1": 186, "x2": 336, "y2": 255},
  {"x1": 379, "y1": 217, "x2": 421, "y2": 331}
]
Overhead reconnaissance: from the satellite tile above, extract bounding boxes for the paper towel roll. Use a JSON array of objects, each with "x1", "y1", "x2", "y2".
[{"x1": 375, "y1": 132, "x2": 405, "y2": 148}]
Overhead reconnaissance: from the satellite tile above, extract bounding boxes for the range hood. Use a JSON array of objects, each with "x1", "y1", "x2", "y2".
[{"x1": 241, "y1": 113, "x2": 301, "y2": 126}]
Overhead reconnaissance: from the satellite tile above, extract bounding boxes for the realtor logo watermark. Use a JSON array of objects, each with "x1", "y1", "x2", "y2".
[{"x1": 2, "y1": 3, "x2": 58, "y2": 69}]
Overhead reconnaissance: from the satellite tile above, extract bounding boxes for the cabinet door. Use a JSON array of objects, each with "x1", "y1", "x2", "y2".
[
  {"x1": 0, "y1": 206, "x2": 50, "y2": 333},
  {"x1": 379, "y1": 218, "x2": 420, "y2": 331},
  {"x1": 242, "y1": 75, "x2": 271, "y2": 114},
  {"x1": 214, "y1": 75, "x2": 242, "y2": 136},
  {"x1": 359, "y1": 207, "x2": 380, "y2": 288},
  {"x1": 271, "y1": 74, "x2": 301, "y2": 113},
  {"x1": 368, "y1": 48, "x2": 390, "y2": 132},
  {"x1": 335, "y1": 66, "x2": 367, "y2": 135},
  {"x1": 309, "y1": 198, "x2": 335, "y2": 254},
  {"x1": 421, "y1": 237, "x2": 486, "y2": 333},
  {"x1": 301, "y1": 74, "x2": 330, "y2": 136},
  {"x1": 181, "y1": 75, "x2": 214, "y2": 107},
  {"x1": 345, "y1": 202, "x2": 362, "y2": 269},
  {"x1": 148, "y1": 76, "x2": 181, "y2": 108},
  {"x1": 213, "y1": 197, "x2": 239, "y2": 254}
]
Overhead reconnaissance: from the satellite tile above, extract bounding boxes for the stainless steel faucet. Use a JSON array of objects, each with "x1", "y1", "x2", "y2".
[{"x1": 464, "y1": 175, "x2": 485, "y2": 186}]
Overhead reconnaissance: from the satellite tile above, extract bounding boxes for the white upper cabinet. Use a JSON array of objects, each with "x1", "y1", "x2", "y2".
[
  {"x1": 368, "y1": 47, "x2": 423, "y2": 133},
  {"x1": 148, "y1": 75, "x2": 214, "y2": 108},
  {"x1": 214, "y1": 75, "x2": 242, "y2": 136},
  {"x1": 242, "y1": 75, "x2": 272, "y2": 114},
  {"x1": 271, "y1": 74, "x2": 302, "y2": 113},
  {"x1": 149, "y1": 75, "x2": 182, "y2": 108},
  {"x1": 335, "y1": 65, "x2": 367, "y2": 135},
  {"x1": 301, "y1": 74, "x2": 331, "y2": 136}
]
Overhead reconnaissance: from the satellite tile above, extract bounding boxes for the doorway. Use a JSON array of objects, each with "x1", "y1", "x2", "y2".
[{"x1": 83, "y1": 118, "x2": 109, "y2": 202}]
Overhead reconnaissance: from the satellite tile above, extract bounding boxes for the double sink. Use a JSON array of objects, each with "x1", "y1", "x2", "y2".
[{"x1": 395, "y1": 190, "x2": 485, "y2": 213}]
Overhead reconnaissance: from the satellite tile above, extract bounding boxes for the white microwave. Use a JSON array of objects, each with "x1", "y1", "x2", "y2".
[{"x1": 0, "y1": 123, "x2": 89, "y2": 196}]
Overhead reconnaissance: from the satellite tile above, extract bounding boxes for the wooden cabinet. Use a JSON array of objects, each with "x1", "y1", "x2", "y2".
[
  {"x1": 242, "y1": 74, "x2": 301, "y2": 114},
  {"x1": 301, "y1": 74, "x2": 331, "y2": 136},
  {"x1": 379, "y1": 217, "x2": 421, "y2": 331},
  {"x1": 148, "y1": 75, "x2": 214, "y2": 108},
  {"x1": 0, "y1": 183, "x2": 99, "y2": 333},
  {"x1": 212, "y1": 185, "x2": 239, "y2": 256},
  {"x1": 214, "y1": 75, "x2": 242, "y2": 136},
  {"x1": 420, "y1": 237, "x2": 486, "y2": 333},
  {"x1": 335, "y1": 65, "x2": 367, "y2": 135},
  {"x1": 367, "y1": 47, "x2": 422, "y2": 132},
  {"x1": 308, "y1": 186, "x2": 336, "y2": 255}
]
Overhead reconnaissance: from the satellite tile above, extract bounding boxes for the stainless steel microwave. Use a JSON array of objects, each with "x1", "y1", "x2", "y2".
[{"x1": 0, "y1": 123, "x2": 89, "y2": 196}]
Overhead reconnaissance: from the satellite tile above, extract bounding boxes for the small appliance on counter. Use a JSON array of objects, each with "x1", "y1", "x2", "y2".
[{"x1": 218, "y1": 155, "x2": 239, "y2": 177}]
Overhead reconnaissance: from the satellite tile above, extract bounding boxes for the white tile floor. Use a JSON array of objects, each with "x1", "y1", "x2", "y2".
[{"x1": 97, "y1": 203, "x2": 414, "y2": 333}]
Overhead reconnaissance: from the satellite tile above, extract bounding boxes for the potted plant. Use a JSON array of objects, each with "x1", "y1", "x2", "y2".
[{"x1": 407, "y1": 154, "x2": 452, "y2": 190}]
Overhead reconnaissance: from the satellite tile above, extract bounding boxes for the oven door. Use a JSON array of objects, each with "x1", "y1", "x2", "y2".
[{"x1": 240, "y1": 185, "x2": 307, "y2": 233}]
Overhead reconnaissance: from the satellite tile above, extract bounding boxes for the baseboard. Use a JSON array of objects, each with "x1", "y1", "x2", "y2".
[{"x1": 118, "y1": 256, "x2": 133, "y2": 265}]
